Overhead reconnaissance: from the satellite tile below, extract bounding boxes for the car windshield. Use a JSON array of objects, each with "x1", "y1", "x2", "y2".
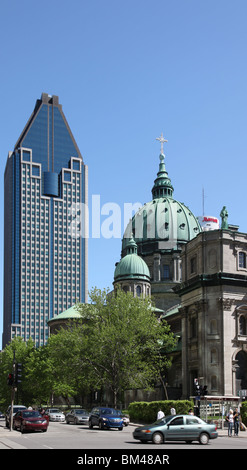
[
  {"x1": 154, "y1": 415, "x2": 174, "y2": 425},
  {"x1": 75, "y1": 410, "x2": 88, "y2": 414},
  {"x1": 50, "y1": 409, "x2": 61, "y2": 413},
  {"x1": 22, "y1": 411, "x2": 41, "y2": 418},
  {"x1": 100, "y1": 408, "x2": 121, "y2": 416}
]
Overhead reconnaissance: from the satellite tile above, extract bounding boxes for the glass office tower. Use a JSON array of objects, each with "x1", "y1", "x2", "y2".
[{"x1": 3, "y1": 93, "x2": 88, "y2": 347}]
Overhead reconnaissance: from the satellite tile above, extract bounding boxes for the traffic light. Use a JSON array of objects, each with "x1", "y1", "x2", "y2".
[
  {"x1": 15, "y1": 363, "x2": 22, "y2": 385},
  {"x1": 7, "y1": 373, "x2": 14, "y2": 386}
]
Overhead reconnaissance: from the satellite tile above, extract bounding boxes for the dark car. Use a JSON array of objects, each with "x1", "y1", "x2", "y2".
[
  {"x1": 133, "y1": 415, "x2": 218, "y2": 445},
  {"x1": 66, "y1": 409, "x2": 89, "y2": 425},
  {"x1": 13, "y1": 410, "x2": 48, "y2": 433},
  {"x1": 89, "y1": 407, "x2": 123, "y2": 430},
  {"x1": 5, "y1": 405, "x2": 27, "y2": 428}
]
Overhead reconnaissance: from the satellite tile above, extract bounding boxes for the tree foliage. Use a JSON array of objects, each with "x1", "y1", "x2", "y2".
[{"x1": 0, "y1": 289, "x2": 177, "y2": 408}]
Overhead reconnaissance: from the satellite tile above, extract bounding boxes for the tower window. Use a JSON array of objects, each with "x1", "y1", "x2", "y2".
[
  {"x1": 239, "y1": 252, "x2": 246, "y2": 269},
  {"x1": 163, "y1": 265, "x2": 170, "y2": 279},
  {"x1": 136, "y1": 285, "x2": 141, "y2": 297},
  {"x1": 32, "y1": 165, "x2": 40, "y2": 177},
  {"x1": 64, "y1": 171, "x2": 71, "y2": 182}
]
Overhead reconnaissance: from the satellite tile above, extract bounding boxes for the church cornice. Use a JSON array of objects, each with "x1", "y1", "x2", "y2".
[{"x1": 175, "y1": 272, "x2": 247, "y2": 296}]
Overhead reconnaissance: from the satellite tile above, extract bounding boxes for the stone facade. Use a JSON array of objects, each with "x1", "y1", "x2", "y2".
[{"x1": 174, "y1": 229, "x2": 247, "y2": 398}]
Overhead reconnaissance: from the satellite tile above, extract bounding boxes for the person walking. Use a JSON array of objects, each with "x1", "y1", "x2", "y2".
[
  {"x1": 233, "y1": 408, "x2": 241, "y2": 436},
  {"x1": 226, "y1": 409, "x2": 234, "y2": 437},
  {"x1": 157, "y1": 409, "x2": 165, "y2": 420}
]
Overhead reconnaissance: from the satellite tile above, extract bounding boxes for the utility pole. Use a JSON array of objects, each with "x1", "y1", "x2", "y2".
[{"x1": 7, "y1": 351, "x2": 16, "y2": 432}]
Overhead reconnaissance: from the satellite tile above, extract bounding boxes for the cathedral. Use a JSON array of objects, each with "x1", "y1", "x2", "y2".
[
  {"x1": 113, "y1": 134, "x2": 247, "y2": 400},
  {"x1": 49, "y1": 133, "x2": 247, "y2": 401}
]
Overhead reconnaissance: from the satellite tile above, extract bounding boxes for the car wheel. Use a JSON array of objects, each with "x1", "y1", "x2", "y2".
[
  {"x1": 99, "y1": 421, "x2": 104, "y2": 430},
  {"x1": 199, "y1": 432, "x2": 209, "y2": 445},
  {"x1": 118, "y1": 427, "x2": 123, "y2": 431},
  {"x1": 152, "y1": 432, "x2": 164, "y2": 445},
  {"x1": 89, "y1": 420, "x2": 93, "y2": 429}
]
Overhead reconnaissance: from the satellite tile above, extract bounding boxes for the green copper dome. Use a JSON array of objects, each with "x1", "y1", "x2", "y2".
[
  {"x1": 47, "y1": 304, "x2": 81, "y2": 324},
  {"x1": 114, "y1": 237, "x2": 150, "y2": 282},
  {"x1": 122, "y1": 149, "x2": 201, "y2": 255}
]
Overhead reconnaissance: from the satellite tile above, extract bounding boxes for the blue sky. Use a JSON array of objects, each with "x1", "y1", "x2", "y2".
[{"x1": 0, "y1": 0, "x2": 247, "y2": 347}]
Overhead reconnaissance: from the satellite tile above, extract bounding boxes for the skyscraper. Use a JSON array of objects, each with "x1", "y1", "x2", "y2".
[{"x1": 3, "y1": 93, "x2": 88, "y2": 347}]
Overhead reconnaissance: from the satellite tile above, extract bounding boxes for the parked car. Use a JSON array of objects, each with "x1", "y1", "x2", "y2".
[
  {"x1": 133, "y1": 414, "x2": 218, "y2": 445},
  {"x1": 5, "y1": 405, "x2": 27, "y2": 428},
  {"x1": 45, "y1": 408, "x2": 65, "y2": 422},
  {"x1": 89, "y1": 407, "x2": 123, "y2": 430},
  {"x1": 13, "y1": 410, "x2": 48, "y2": 433},
  {"x1": 66, "y1": 409, "x2": 89, "y2": 425},
  {"x1": 0, "y1": 411, "x2": 4, "y2": 419}
]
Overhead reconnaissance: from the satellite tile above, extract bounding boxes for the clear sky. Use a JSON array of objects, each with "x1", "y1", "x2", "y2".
[{"x1": 0, "y1": 0, "x2": 247, "y2": 348}]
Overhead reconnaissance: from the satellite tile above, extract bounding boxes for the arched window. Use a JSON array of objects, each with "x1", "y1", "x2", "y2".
[
  {"x1": 136, "y1": 285, "x2": 141, "y2": 297},
  {"x1": 239, "y1": 315, "x2": 247, "y2": 335},
  {"x1": 236, "y1": 350, "x2": 247, "y2": 390},
  {"x1": 239, "y1": 252, "x2": 246, "y2": 269},
  {"x1": 190, "y1": 317, "x2": 197, "y2": 338}
]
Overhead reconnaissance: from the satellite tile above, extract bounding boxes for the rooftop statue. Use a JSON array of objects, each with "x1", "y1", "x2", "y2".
[{"x1": 220, "y1": 206, "x2": 229, "y2": 229}]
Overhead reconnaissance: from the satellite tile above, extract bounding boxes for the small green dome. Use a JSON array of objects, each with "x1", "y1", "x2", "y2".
[
  {"x1": 47, "y1": 304, "x2": 81, "y2": 324},
  {"x1": 114, "y1": 237, "x2": 150, "y2": 282}
]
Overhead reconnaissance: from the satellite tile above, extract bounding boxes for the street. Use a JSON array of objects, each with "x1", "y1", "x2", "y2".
[{"x1": 0, "y1": 419, "x2": 247, "y2": 450}]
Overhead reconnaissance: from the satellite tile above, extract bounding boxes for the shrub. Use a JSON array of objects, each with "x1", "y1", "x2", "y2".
[
  {"x1": 128, "y1": 400, "x2": 194, "y2": 423},
  {"x1": 241, "y1": 402, "x2": 247, "y2": 426}
]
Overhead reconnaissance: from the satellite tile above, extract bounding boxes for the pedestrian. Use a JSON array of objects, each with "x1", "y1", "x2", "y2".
[
  {"x1": 226, "y1": 409, "x2": 234, "y2": 436},
  {"x1": 188, "y1": 408, "x2": 194, "y2": 415},
  {"x1": 233, "y1": 408, "x2": 241, "y2": 436},
  {"x1": 157, "y1": 409, "x2": 165, "y2": 420},
  {"x1": 170, "y1": 406, "x2": 176, "y2": 415}
]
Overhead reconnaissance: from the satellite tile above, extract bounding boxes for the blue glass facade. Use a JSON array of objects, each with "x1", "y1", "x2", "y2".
[{"x1": 3, "y1": 94, "x2": 88, "y2": 347}]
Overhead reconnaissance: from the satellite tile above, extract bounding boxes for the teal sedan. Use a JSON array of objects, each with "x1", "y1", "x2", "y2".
[{"x1": 133, "y1": 415, "x2": 218, "y2": 445}]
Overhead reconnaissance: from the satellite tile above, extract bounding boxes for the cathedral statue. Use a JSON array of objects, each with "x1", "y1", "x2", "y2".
[{"x1": 220, "y1": 206, "x2": 229, "y2": 229}]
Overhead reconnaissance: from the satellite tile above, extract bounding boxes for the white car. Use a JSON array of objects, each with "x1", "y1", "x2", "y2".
[
  {"x1": 45, "y1": 408, "x2": 65, "y2": 422},
  {"x1": 122, "y1": 415, "x2": 130, "y2": 426}
]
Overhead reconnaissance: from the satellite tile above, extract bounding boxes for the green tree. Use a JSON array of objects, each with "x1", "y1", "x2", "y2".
[
  {"x1": 0, "y1": 337, "x2": 35, "y2": 409},
  {"x1": 75, "y1": 288, "x2": 177, "y2": 407},
  {"x1": 23, "y1": 345, "x2": 55, "y2": 406},
  {"x1": 46, "y1": 322, "x2": 95, "y2": 406}
]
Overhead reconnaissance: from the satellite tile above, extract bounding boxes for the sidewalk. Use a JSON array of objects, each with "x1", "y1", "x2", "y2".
[{"x1": 0, "y1": 421, "x2": 27, "y2": 449}]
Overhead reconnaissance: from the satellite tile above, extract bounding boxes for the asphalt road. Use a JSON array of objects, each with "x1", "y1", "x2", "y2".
[{"x1": 0, "y1": 419, "x2": 246, "y2": 450}]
